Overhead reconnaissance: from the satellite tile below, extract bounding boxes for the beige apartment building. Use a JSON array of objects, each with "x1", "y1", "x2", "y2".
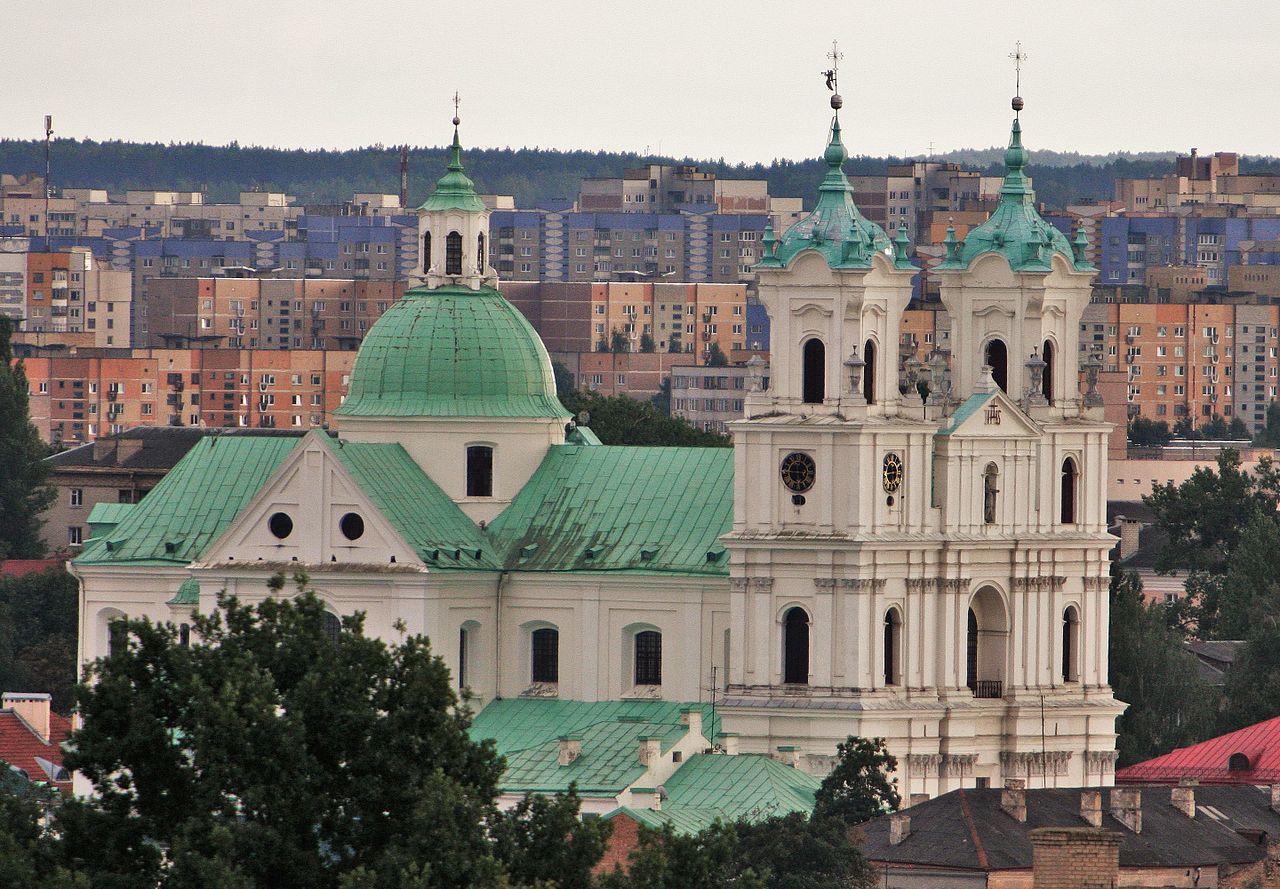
[{"x1": 22, "y1": 249, "x2": 132, "y2": 346}]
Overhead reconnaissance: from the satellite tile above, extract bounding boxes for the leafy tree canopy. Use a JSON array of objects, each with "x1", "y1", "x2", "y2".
[
  {"x1": 0, "y1": 567, "x2": 78, "y2": 712},
  {"x1": 0, "y1": 316, "x2": 55, "y2": 558},
  {"x1": 813, "y1": 736, "x2": 900, "y2": 826},
  {"x1": 1127, "y1": 416, "x2": 1172, "y2": 448},
  {"x1": 552, "y1": 363, "x2": 729, "y2": 447}
]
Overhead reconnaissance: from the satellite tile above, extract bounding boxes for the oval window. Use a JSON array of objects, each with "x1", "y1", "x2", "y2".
[
  {"x1": 268, "y1": 512, "x2": 293, "y2": 539},
  {"x1": 339, "y1": 512, "x2": 365, "y2": 541}
]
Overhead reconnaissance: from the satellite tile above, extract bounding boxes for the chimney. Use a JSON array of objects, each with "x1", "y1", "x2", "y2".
[
  {"x1": 558, "y1": 735, "x2": 582, "y2": 767},
  {"x1": 716, "y1": 732, "x2": 739, "y2": 755},
  {"x1": 680, "y1": 707, "x2": 703, "y2": 738},
  {"x1": 638, "y1": 736, "x2": 662, "y2": 767},
  {"x1": 2, "y1": 693, "x2": 51, "y2": 743},
  {"x1": 1001, "y1": 779, "x2": 1027, "y2": 822},
  {"x1": 1080, "y1": 790, "x2": 1102, "y2": 828},
  {"x1": 889, "y1": 813, "x2": 911, "y2": 846},
  {"x1": 1118, "y1": 518, "x2": 1143, "y2": 560},
  {"x1": 776, "y1": 745, "x2": 800, "y2": 768},
  {"x1": 92, "y1": 437, "x2": 118, "y2": 463},
  {"x1": 1109, "y1": 788, "x2": 1142, "y2": 833},
  {"x1": 1270, "y1": 785, "x2": 1280, "y2": 814},
  {"x1": 1030, "y1": 828, "x2": 1121, "y2": 889},
  {"x1": 1171, "y1": 786, "x2": 1196, "y2": 819}
]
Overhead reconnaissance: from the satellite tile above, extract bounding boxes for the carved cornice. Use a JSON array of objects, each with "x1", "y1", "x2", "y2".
[
  {"x1": 814, "y1": 578, "x2": 837, "y2": 591},
  {"x1": 906, "y1": 577, "x2": 970, "y2": 594},
  {"x1": 839, "y1": 578, "x2": 886, "y2": 592},
  {"x1": 1085, "y1": 750, "x2": 1119, "y2": 772},
  {"x1": 1000, "y1": 750, "x2": 1072, "y2": 777},
  {"x1": 1011, "y1": 576, "x2": 1067, "y2": 593},
  {"x1": 942, "y1": 754, "x2": 977, "y2": 777},
  {"x1": 730, "y1": 578, "x2": 749, "y2": 594},
  {"x1": 907, "y1": 754, "x2": 943, "y2": 775},
  {"x1": 749, "y1": 578, "x2": 774, "y2": 592},
  {"x1": 1082, "y1": 576, "x2": 1109, "y2": 594}
]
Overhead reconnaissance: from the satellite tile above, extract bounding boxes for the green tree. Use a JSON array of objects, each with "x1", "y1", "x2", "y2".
[
  {"x1": 611, "y1": 330, "x2": 630, "y2": 353},
  {"x1": 552, "y1": 360, "x2": 577, "y2": 400},
  {"x1": 705, "y1": 343, "x2": 729, "y2": 367},
  {"x1": 1220, "y1": 621, "x2": 1280, "y2": 733},
  {"x1": 639, "y1": 333, "x2": 656, "y2": 353},
  {"x1": 0, "y1": 778, "x2": 76, "y2": 889},
  {"x1": 1256, "y1": 402, "x2": 1280, "y2": 447},
  {"x1": 650, "y1": 378, "x2": 672, "y2": 415},
  {"x1": 0, "y1": 317, "x2": 55, "y2": 558},
  {"x1": 1172, "y1": 415, "x2": 1195, "y2": 438},
  {"x1": 732, "y1": 813, "x2": 873, "y2": 889},
  {"x1": 813, "y1": 736, "x2": 900, "y2": 826},
  {"x1": 1108, "y1": 569, "x2": 1216, "y2": 766},
  {"x1": 599, "y1": 822, "x2": 762, "y2": 889},
  {"x1": 62, "y1": 572, "x2": 509, "y2": 889},
  {"x1": 0, "y1": 567, "x2": 78, "y2": 713},
  {"x1": 1214, "y1": 511, "x2": 1280, "y2": 640},
  {"x1": 559, "y1": 389, "x2": 729, "y2": 447},
  {"x1": 1127, "y1": 416, "x2": 1172, "y2": 448},
  {"x1": 489, "y1": 788, "x2": 610, "y2": 889}
]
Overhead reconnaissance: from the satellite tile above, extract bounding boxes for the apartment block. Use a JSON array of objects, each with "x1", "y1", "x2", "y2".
[
  {"x1": 22, "y1": 348, "x2": 358, "y2": 446},
  {"x1": 670, "y1": 364, "x2": 759, "y2": 434}
]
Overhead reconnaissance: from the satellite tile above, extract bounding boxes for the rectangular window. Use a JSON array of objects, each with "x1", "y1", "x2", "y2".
[
  {"x1": 70, "y1": 488, "x2": 83, "y2": 507},
  {"x1": 68, "y1": 526, "x2": 83, "y2": 545}
]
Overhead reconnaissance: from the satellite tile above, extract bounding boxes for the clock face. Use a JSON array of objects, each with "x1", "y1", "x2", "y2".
[
  {"x1": 882, "y1": 453, "x2": 904, "y2": 493},
  {"x1": 780, "y1": 452, "x2": 817, "y2": 493}
]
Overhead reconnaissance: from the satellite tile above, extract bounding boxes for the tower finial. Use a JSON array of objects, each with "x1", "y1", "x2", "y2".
[
  {"x1": 452, "y1": 91, "x2": 461, "y2": 127},
  {"x1": 1008, "y1": 41, "x2": 1027, "y2": 115},
  {"x1": 823, "y1": 40, "x2": 844, "y2": 111}
]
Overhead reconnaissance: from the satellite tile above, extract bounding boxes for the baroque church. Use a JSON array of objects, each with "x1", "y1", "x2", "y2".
[{"x1": 72, "y1": 93, "x2": 1124, "y2": 797}]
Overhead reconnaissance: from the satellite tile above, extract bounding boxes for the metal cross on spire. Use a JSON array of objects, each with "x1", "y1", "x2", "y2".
[
  {"x1": 1008, "y1": 42, "x2": 1029, "y2": 115},
  {"x1": 822, "y1": 39, "x2": 843, "y2": 94},
  {"x1": 452, "y1": 91, "x2": 461, "y2": 126}
]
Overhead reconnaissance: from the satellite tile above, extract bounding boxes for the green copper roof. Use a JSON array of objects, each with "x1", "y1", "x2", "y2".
[
  {"x1": 940, "y1": 117, "x2": 1093, "y2": 273},
  {"x1": 487, "y1": 445, "x2": 733, "y2": 575},
  {"x1": 470, "y1": 699, "x2": 719, "y2": 796},
  {"x1": 418, "y1": 126, "x2": 487, "y2": 213},
  {"x1": 87, "y1": 502, "x2": 134, "y2": 540},
  {"x1": 756, "y1": 115, "x2": 900, "y2": 271},
  {"x1": 166, "y1": 577, "x2": 200, "y2": 606},
  {"x1": 75, "y1": 435, "x2": 300, "y2": 566},
  {"x1": 605, "y1": 753, "x2": 820, "y2": 833},
  {"x1": 321, "y1": 435, "x2": 498, "y2": 569},
  {"x1": 937, "y1": 389, "x2": 998, "y2": 436},
  {"x1": 336, "y1": 284, "x2": 570, "y2": 420}
]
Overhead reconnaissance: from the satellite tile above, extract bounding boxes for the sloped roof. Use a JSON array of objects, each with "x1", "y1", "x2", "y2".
[
  {"x1": 488, "y1": 445, "x2": 733, "y2": 575},
  {"x1": 321, "y1": 436, "x2": 497, "y2": 569},
  {"x1": 166, "y1": 576, "x2": 200, "y2": 606},
  {"x1": 1117, "y1": 715, "x2": 1280, "y2": 784},
  {"x1": 470, "y1": 699, "x2": 718, "y2": 796},
  {"x1": 861, "y1": 785, "x2": 1272, "y2": 871},
  {"x1": 0, "y1": 709, "x2": 72, "y2": 793},
  {"x1": 74, "y1": 434, "x2": 301, "y2": 566}
]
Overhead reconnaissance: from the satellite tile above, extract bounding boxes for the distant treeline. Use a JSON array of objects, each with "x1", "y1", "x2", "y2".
[{"x1": 4, "y1": 138, "x2": 1280, "y2": 212}]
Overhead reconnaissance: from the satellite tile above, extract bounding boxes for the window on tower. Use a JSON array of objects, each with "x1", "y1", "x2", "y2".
[
  {"x1": 1042, "y1": 339, "x2": 1055, "y2": 403},
  {"x1": 531, "y1": 627, "x2": 559, "y2": 683},
  {"x1": 802, "y1": 339, "x2": 825, "y2": 404},
  {"x1": 782, "y1": 607, "x2": 810, "y2": 684},
  {"x1": 477, "y1": 232, "x2": 486, "y2": 271},
  {"x1": 446, "y1": 230, "x2": 463, "y2": 275},
  {"x1": 634, "y1": 630, "x2": 662, "y2": 686},
  {"x1": 1060, "y1": 457, "x2": 1078, "y2": 524},
  {"x1": 883, "y1": 608, "x2": 902, "y2": 686},
  {"x1": 985, "y1": 338, "x2": 1008, "y2": 392},
  {"x1": 1062, "y1": 606, "x2": 1080, "y2": 682},
  {"x1": 466, "y1": 445, "x2": 494, "y2": 497},
  {"x1": 863, "y1": 338, "x2": 877, "y2": 404},
  {"x1": 423, "y1": 231, "x2": 432, "y2": 270}
]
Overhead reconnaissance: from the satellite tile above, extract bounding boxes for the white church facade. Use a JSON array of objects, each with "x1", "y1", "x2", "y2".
[{"x1": 72, "y1": 98, "x2": 1123, "y2": 798}]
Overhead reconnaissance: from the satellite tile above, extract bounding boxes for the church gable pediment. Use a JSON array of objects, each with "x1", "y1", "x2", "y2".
[
  {"x1": 937, "y1": 388, "x2": 1040, "y2": 440},
  {"x1": 202, "y1": 432, "x2": 421, "y2": 568}
]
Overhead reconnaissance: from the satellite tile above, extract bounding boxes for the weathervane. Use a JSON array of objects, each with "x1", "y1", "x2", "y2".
[
  {"x1": 1009, "y1": 41, "x2": 1027, "y2": 115},
  {"x1": 452, "y1": 91, "x2": 461, "y2": 126},
  {"x1": 822, "y1": 39, "x2": 844, "y2": 110}
]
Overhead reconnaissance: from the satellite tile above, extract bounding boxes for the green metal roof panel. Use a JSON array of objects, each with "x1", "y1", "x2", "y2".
[
  {"x1": 86, "y1": 502, "x2": 135, "y2": 526},
  {"x1": 658, "y1": 753, "x2": 820, "y2": 819},
  {"x1": 470, "y1": 699, "x2": 720, "y2": 795},
  {"x1": 335, "y1": 284, "x2": 570, "y2": 420},
  {"x1": 939, "y1": 117, "x2": 1092, "y2": 274},
  {"x1": 166, "y1": 577, "x2": 200, "y2": 606},
  {"x1": 937, "y1": 390, "x2": 997, "y2": 436},
  {"x1": 487, "y1": 445, "x2": 733, "y2": 575},
  {"x1": 322, "y1": 437, "x2": 498, "y2": 569},
  {"x1": 757, "y1": 115, "x2": 891, "y2": 272},
  {"x1": 74, "y1": 435, "x2": 300, "y2": 566},
  {"x1": 606, "y1": 805, "x2": 726, "y2": 835}
]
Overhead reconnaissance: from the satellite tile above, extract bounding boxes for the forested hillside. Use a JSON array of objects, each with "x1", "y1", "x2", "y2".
[{"x1": 3, "y1": 138, "x2": 1280, "y2": 212}]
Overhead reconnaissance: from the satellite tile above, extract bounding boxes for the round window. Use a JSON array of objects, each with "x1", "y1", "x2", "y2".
[
  {"x1": 268, "y1": 512, "x2": 293, "y2": 539},
  {"x1": 339, "y1": 512, "x2": 365, "y2": 541}
]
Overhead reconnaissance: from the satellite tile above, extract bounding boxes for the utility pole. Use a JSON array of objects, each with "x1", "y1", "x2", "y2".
[
  {"x1": 399, "y1": 145, "x2": 409, "y2": 210},
  {"x1": 43, "y1": 115, "x2": 53, "y2": 239}
]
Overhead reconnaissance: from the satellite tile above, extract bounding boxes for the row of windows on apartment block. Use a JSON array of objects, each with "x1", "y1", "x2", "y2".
[
  {"x1": 501, "y1": 262, "x2": 756, "y2": 276},
  {"x1": 1085, "y1": 323, "x2": 1279, "y2": 338},
  {"x1": 593, "y1": 322, "x2": 745, "y2": 336},
  {"x1": 503, "y1": 246, "x2": 759, "y2": 259},
  {"x1": 498, "y1": 229, "x2": 760, "y2": 243},
  {"x1": 195, "y1": 300, "x2": 389, "y2": 313},
  {"x1": 34, "y1": 372, "x2": 349, "y2": 396},
  {"x1": 139, "y1": 258, "x2": 392, "y2": 271}
]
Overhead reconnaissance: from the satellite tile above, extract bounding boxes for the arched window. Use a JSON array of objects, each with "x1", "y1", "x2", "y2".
[
  {"x1": 179, "y1": 623, "x2": 191, "y2": 648},
  {"x1": 1060, "y1": 457, "x2": 1078, "y2": 524},
  {"x1": 968, "y1": 588, "x2": 1009, "y2": 698},
  {"x1": 108, "y1": 621, "x2": 127, "y2": 658},
  {"x1": 883, "y1": 608, "x2": 902, "y2": 686},
  {"x1": 985, "y1": 338, "x2": 1008, "y2": 392},
  {"x1": 1042, "y1": 339, "x2": 1055, "y2": 403},
  {"x1": 802, "y1": 339, "x2": 825, "y2": 404},
  {"x1": 531, "y1": 628, "x2": 559, "y2": 683},
  {"x1": 863, "y1": 338, "x2": 877, "y2": 404},
  {"x1": 1062, "y1": 606, "x2": 1079, "y2": 682},
  {"x1": 966, "y1": 608, "x2": 978, "y2": 691},
  {"x1": 634, "y1": 630, "x2": 662, "y2": 686},
  {"x1": 459, "y1": 626, "x2": 469, "y2": 689},
  {"x1": 782, "y1": 607, "x2": 809, "y2": 684},
  {"x1": 477, "y1": 232, "x2": 486, "y2": 271},
  {"x1": 466, "y1": 445, "x2": 493, "y2": 497},
  {"x1": 983, "y1": 463, "x2": 1000, "y2": 525},
  {"x1": 445, "y1": 230, "x2": 463, "y2": 275},
  {"x1": 1228, "y1": 752, "x2": 1251, "y2": 772},
  {"x1": 423, "y1": 231, "x2": 432, "y2": 270},
  {"x1": 322, "y1": 612, "x2": 342, "y2": 644}
]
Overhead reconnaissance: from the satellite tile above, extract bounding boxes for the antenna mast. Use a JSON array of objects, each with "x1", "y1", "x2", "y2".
[
  {"x1": 43, "y1": 115, "x2": 53, "y2": 239},
  {"x1": 399, "y1": 145, "x2": 409, "y2": 210}
]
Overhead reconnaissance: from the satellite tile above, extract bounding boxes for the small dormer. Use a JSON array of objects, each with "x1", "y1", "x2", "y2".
[{"x1": 413, "y1": 114, "x2": 497, "y2": 291}]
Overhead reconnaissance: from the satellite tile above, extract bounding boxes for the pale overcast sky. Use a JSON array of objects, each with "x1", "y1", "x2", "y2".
[{"x1": 6, "y1": 1, "x2": 1280, "y2": 162}]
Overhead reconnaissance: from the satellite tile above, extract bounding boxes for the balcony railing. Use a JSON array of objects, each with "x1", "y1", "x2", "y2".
[{"x1": 971, "y1": 680, "x2": 1004, "y2": 699}]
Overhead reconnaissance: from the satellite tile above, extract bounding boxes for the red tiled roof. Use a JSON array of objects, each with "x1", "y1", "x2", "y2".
[
  {"x1": 0, "y1": 710, "x2": 73, "y2": 792},
  {"x1": 1117, "y1": 715, "x2": 1280, "y2": 785},
  {"x1": 0, "y1": 559, "x2": 61, "y2": 578}
]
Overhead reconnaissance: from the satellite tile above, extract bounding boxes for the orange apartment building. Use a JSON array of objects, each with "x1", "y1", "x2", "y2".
[{"x1": 22, "y1": 348, "x2": 357, "y2": 446}]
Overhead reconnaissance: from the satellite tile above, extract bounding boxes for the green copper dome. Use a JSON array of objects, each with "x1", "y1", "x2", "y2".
[
  {"x1": 757, "y1": 116, "x2": 907, "y2": 271},
  {"x1": 336, "y1": 285, "x2": 569, "y2": 419},
  {"x1": 418, "y1": 126, "x2": 487, "y2": 214},
  {"x1": 941, "y1": 117, "x2": 1093, "y2": 273}
]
